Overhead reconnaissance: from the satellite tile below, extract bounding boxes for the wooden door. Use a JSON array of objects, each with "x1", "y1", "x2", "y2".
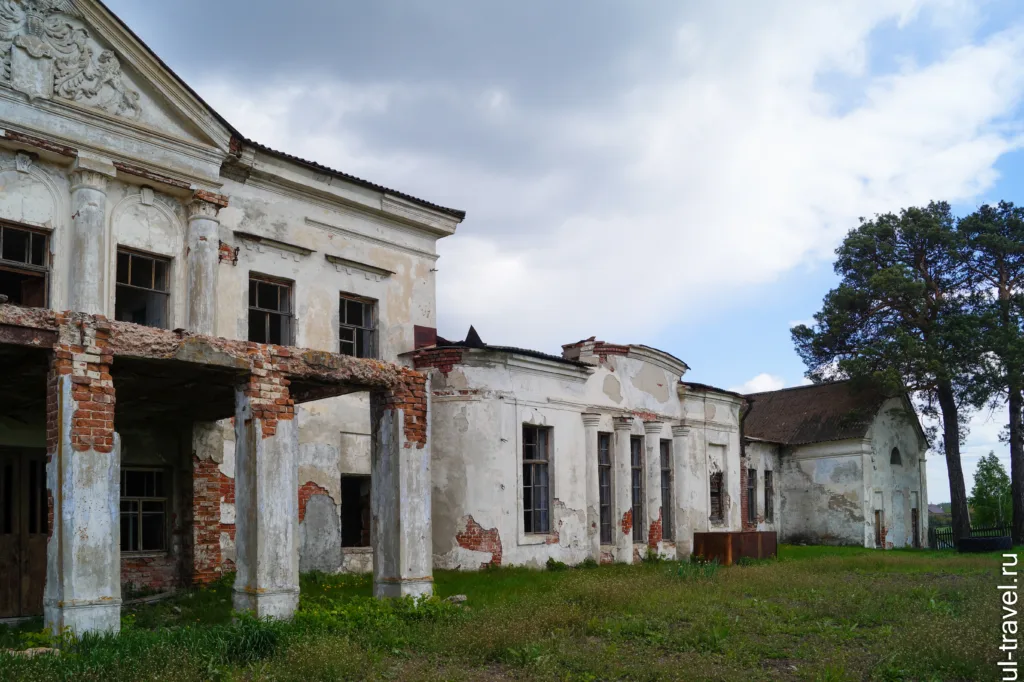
[
  {"x1": 0, "y1": 449, "x2": 47, "y2": 619},
  {"x1": 0, "y1": 452, "x2": 19, "y2": 618}
]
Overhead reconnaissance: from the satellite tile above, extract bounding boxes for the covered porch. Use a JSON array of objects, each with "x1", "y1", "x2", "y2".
[{"x1": 0, "y1": 304, "x2": 432, "y2": 635}]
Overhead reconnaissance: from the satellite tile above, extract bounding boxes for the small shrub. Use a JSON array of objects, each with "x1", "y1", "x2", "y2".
[
  {"x1": 579, "y1": 557, "x2": 599, "y2": 570},
  {"x1": 677, "y1": 556, "x2": 719, "y2": 581},
  {"x1": 546, "y1": 557, "x2": 569, "y2": 571}
]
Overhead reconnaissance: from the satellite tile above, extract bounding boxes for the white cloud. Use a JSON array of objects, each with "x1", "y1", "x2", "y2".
[
  {"x1": 730, "y1": 373, "x2": 787, "y2": 395},
  {"x1": 194, "y1": 1, "x2": 1024, "y2": 356}
]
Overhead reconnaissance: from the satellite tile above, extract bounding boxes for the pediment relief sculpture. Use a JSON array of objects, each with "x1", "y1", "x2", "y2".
[{"x1": 0, "y1": 0, "x2": 140, "y2": 118}]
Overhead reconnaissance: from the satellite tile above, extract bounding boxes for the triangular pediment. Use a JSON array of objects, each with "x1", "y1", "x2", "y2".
[{"x1": 0, "y1": 0, "x2": 232, "y2": 156}]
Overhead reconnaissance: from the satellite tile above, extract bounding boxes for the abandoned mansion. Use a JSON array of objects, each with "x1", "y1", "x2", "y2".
[{"x1": 0, "y1": 0, "x2": 929, "y2": 635}]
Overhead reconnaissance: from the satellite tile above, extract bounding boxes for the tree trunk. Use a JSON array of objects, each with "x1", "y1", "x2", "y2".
[
  {"x1": 1010, "y1": 384, "x2": 1024, "y2": 544},
  {"x1": 937, "y1": 381, "x2": 971, "y2": 540}
]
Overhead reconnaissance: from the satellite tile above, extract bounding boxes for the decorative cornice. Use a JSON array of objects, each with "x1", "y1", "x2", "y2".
[
  {"x1": 381, "y1": 195, "x2": 460, "y2": 236},
  {"x1": 581, "y1": 413, "x2": 602, "y2": 428},
  {"x1": 305, "y1": 216, "x2": 439, "y2": 261},
  {"x1": 235, "y1": 231, "x2": 314, "y2": 260},
  {"x1": 325, "y1": 254, "x2": 394, "y2": 282}
]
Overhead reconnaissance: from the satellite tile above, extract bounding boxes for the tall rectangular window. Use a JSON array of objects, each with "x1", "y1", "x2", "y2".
[
  {"x1": 630, "y1": 437, "x2": 644, "y2": 543},
  {"x1": 248, "y1": 275, "x2": 293, "y2": 345},
  {"x1": 874, "y1": 510, "x2": 884, "y2": 548},
  {"x1": 341, "y1": 475, "x2": 371, "y2": 548},
  {"x1": 709, "y1": 471, "x2": 724, "y2": 522},
  {"x1": 0, "y1": 223, "x2": 48, "y2": 307},
  {"x1": 764, "y1": 470, "x2": 774, "y2": 523},
  {"x1": 598, "y1": 433, "x2": 612, "y2": 544},
  {"x1": 523, "y1": 425, "x2": 551, "y2": 534},
  {"x1": 120, "y1": 469, "x2": 167, "y2": 553},
  {"x1": 747, "y1": 468, "x2": 757, "y2": 524},
  {"x1": 660, "y1": 440, "x2": 673, "y2": 541},
  {"x1": 339, "y1": 294, "x2": 376, "y2": 358},
  {"x1": 115, "y1": 248, "x2": 170, "y2": 328}
]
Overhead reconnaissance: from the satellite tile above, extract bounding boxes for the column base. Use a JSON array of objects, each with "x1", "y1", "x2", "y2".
[
  {"x1": 232, "y1": 588, "x2": 299, "y2": 620},
  {"x1": 374, "y1": 577, "x2": 433, "y2": 599},
  {"x1": 45, "y1": 599, "x2": 121, "y2": 636}
]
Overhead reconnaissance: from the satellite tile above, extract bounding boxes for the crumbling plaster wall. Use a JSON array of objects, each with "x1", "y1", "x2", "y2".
[
  {"x1": 865, "y1": 398, "x2": 928, "y2": 548},
  {"x1": 743, "y1": 441, "x2": 781, "y2": 533},
  {"x1": 429, "y1": 350, "x2": 747, "y2": 569},
  {"x1": 779, "y1": 439, "x2": 869, "y2": 546}
]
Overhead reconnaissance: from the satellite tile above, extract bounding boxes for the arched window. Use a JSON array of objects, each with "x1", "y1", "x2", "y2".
[{"x1": 890, "y1": 447, "x2": 902, "y2": 466}]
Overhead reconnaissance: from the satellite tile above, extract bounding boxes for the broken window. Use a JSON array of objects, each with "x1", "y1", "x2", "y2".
[
  {"x1": 523, "y1": 425, "x2": 551, "y2": 534},
  {"x1": 747, "y1": 468, "x2": 757, "y2": 524},
  {"x1": 660, "y1": 440, "x2": 673, "y2": 541},
  {"x1": 598, "y1": 433, "x2": 612, "y2": 544},
  {"x1": 890, "y1": 447, "x2": 902, "y2": 466},
  {"x1": 120, "y1": 469, "x2": 167, "y2": 553},
  {"x1": 630, "y1": 436, "x2": 644, "y2": 542},
  {"x1": 115, "y1": 248, "x2": 170, "y2": 328},
  {"x1": 248, "y1": 275, "x2": 293, "y2": 345},
  {"x1": 0, "y1": 223, "x2": 48, "y2": 307},
  {"x1": 341, "y1": 475, "x2": 371, "y2": 547},
  {"x1": 764, "y1": 470, "x2": 774, "y2": 523},
  {"x1": 709, "y1": 471, "x2": 724, "y2": 522},
  {"x1": 339, "y1": 294, "x2": 376, "y2": 358}
]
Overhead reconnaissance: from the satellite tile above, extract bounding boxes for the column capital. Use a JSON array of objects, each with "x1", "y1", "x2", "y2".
[
  {"x1": 613, "y1": 416, "x2": 633, "y2": 432},
  {"x1": 672, "y1": 424, "x2": 692, "y2": 438},
  {"x1": 188, "y1": 194, "x2": 226, "y2": 223},
  {"x1": 581, "y1": 412, "x2": 602, "y2": 428},
  {"x1": 70, "y1": 153, "x2": 115, "y2": 193},
  {"x1": 643, "y1": 420, "x2": 664, "y2": 435}
]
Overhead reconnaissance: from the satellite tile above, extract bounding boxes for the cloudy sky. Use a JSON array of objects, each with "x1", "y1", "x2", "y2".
[{"x1": 107, "y1": 0, "x2": 1024, "y2": 503}]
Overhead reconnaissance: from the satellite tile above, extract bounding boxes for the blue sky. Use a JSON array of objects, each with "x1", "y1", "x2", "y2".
[{"x1": 106, "y1": 0, "x2": 1024, "y2": 503}]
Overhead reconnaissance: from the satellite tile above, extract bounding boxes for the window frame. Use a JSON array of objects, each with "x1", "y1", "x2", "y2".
[
  {"x1": 709, "y1": 471, "x2": 724, "y2": 522},
  {"x1": 248, "y1": 273, "x2": 294, "y2": 346},
  {"x1": 338, "y1": 292, "x2": 377, "y2": 359},
  {"x1": 598, "y1": 432, "x2": 613, "y2": 545},
  {"x1": 522, "y1": 425, "x2": 552, "y2": 535},
  {"x1": 660, "y1": 440, "x2": 673, "y2": 541},
  {"x1": 119, "y1": 467, "x2": 169, "y2": 555},
  {"x1": 0, "y1": 222, "x2": 50, "y2": 307},
  {"x1": 746, "y1": 468, "x2": 757, "y2": 524},
  {"x1": 630, "y1": 436, "x2": 644, "y2": 543},
  {"x1": 115, "y1": 246, "x2": 171, "y2": 328},
  {"x1": 764, "y1": 469, "x2": 774, "y2": 523}
]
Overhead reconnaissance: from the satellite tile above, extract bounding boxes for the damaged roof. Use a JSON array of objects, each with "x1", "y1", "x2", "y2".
[
  {"x1": 97, "y1": 0, "x2": 466, "y2": 221},
  {"x1": 437, "y1": 326, "x2": 591, "y2": 368},
  {"x1": 742, "y1": 381, "x2": 894, "y2": 446}
]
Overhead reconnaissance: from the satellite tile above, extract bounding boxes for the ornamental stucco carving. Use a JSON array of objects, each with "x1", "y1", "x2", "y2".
[{"x1": 0, "y1": 0, "x2": 140, "y2": 118}]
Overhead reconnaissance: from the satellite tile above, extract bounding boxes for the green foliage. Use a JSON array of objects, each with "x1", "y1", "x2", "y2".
[
  {"x1": 676, "y1": 555, "x2": 720, "y2": 580},
  {"x1": 970, "y1": 451, "x2": 1012, "y2": 525},
  {"x1": 545, "y1": 557, "x2": 569, "y2": 571}
]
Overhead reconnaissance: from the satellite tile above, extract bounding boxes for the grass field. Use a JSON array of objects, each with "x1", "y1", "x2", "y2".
[{"x1": 0, "y1": 545, "x2": 1006, "y2": 681}]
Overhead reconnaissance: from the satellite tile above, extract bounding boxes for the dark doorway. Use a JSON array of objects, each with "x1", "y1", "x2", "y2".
[
  {"x1": 0, "y1": 448, "x2": 47, "y2": 619},
  {"x1": 340, "y1": 475, "x2": 371, "y2": 547},
  {"x1": 911, "y1": 508, "x2": 920, "y2": 548}
]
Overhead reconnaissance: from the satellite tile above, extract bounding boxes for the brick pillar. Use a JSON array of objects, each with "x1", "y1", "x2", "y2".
[
  {"x1": 45, "y1": 315, "x2": 120, "y2": 636},
  {"x1": 581, "y1": 413, "x2": 602, "y2": 562},
  {"x1": 232, "y1": 351, "x2": 299, "y2": 619},
  {"x1": 612, "y1": 417, "x2": 634, "y2": 564},
  {"x1": 371, "y1": 368, "x2": 433, "y2": 598},
  {"x1": 644, "y1": 421, "x2": 664, "y2": 553}
]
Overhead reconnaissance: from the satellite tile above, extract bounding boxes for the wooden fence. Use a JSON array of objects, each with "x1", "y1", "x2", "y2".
[{"x1": 928, "y1": 524, "x2": 1011, "y2": 550}]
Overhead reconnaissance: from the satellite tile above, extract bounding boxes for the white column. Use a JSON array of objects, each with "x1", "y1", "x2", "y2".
[
  {"x1": 612, "y1": 417, "x2": 634, "y2": 563},
  {"x1": 644, "y1": 421, "x2": 664, "y2": 555},
  {"x1": 672, "y1": 424, "x2": 694, "y2": 557},
  {"x1": 582, "y1": 413, "x2": 602, "y2": 561},
  {"x1": 68, "y1": 157, "x2": 114, "y2": 315},
  {"x1": 186, "y1": 196, "x2": 221, "y2": 335},
  {"x1": 371, "y1": 376, "x2": 433, "y2": 598},
  {"x1": 232, "y1": 386, "x2": 300, "y2": 619}
]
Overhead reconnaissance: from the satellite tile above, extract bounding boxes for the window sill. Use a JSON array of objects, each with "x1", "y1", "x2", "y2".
[
  {"x1": 121, "y1": 551, "x2": 170, "y2": 559},
  {"x1": 342, "y1": 546, "x2": 372, "y2": 554},
  {"x1": 519, "y1": 533, "x2": 558, "y2": 546}
]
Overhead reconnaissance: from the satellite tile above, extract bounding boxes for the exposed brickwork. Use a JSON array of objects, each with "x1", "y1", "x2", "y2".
[
  {"x1": 455, "y1": 515, "x2": 502, "y2": 568},
  {"x1": 376, "y1": 368, "x2": 429, "y2": 448},
  {"x1": 244, "y1": 346, "x2": 295, "y2": 439},
  {"x1": 411, "y1": 347, "x2": 465, "y2": 376},
  {"x1": 298, "y1": 481, "x2": 331, "y2": 523},
  {"x1": 647, "y1": 507, "x2": 663, "y2": 548},
  {"x1": 621, "y1": 508, "x2": 633, "y2": 536},
  {"x1": 192, "y1": 456, "x2": 225, "y2": 585},
  {"x1": 561, "y1": 337, "x2": 630, "y2": 363},
  {"x1": 46, "y1": 314, "x2": 115, "y2": 458},
  {"x1": 122, "y1": 554, "x2": 178, "y2": 592},
  {"x1": 600, "y1": 549, "x2": 614, "y2": 565},
  {"x1": 218, "y1": 240, "x2": 239, "y2": 265}
]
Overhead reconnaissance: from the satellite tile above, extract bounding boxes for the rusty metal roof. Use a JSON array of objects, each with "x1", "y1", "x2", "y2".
[{"x1": 742, "y1": 381, "x2": 888, "y2": 446}]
